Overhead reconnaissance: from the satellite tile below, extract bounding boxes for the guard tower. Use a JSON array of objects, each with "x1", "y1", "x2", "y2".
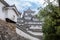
[{"x1": 23, "y1": 8, "x2": 35, "y2": 20}]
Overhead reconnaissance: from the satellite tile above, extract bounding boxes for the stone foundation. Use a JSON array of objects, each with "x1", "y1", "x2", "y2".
[{"x1": 0, "y1": 19, "x2": 20, "y2": 40}]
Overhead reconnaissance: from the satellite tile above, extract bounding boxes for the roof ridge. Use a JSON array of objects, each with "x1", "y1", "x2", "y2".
[{"x1": 0, "y1": 0, "x2": 9, "y2": 7}]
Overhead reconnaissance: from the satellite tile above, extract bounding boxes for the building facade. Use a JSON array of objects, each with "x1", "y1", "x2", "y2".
[
  {"x1": 0, "y1": 0, "x2": 19, "y2": 23},
  {"x1": 17, "y1": 8, "x2": 43, "y2": 40},
  {"x1": 0, "y1": 0, "x2": 21, "y2": 40}
]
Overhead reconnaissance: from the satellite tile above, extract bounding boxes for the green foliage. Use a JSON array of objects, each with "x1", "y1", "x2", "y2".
[
  {"x1": 56, "y1": 26, "x2": 60, "y2": 35},
  {"x1": 44, "y1": 34, "x2": 57, "y2": 40},
  {"x1": 37, "y1": 3, "x2": 60, "y2": 40}
]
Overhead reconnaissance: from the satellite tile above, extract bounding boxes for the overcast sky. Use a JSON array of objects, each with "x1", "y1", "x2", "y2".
[
  {"x1": 5, "y1": 0, "x2": 46, "y2": 13},
  {"x1": 5, "y1": 0, "x2": 57, "y2": 14}
]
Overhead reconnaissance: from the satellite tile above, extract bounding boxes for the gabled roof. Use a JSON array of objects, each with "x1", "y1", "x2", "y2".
[
  {"x1": 0, "y1": 0, "x2": 9, "y2": 7},
  {"x1": 24, "y1": 8, "x2": 35, "y2": 13},
  {"x1": 0, "y1": 0, "x2": 21, "y2": 16},
  {"x1": 9, "y1": 5, "x2": 21, "y2": 16},
  {"x1": 4, "y1": 4, "x2": 21, "y2": 16}
]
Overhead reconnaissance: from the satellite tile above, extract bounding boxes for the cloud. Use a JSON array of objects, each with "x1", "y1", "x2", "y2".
[
  {"x1": 5, "y1": 0, "x2": 14, "y2": 5},
  {"x1": 24, "y1": 0, "x2": 45, "y2": 5},
  {"x1": 5, "y1": 0, "x2": 45, "y2": 13},
  {"x1": 23, "y1": 2, "x2": 32, "y2": 7}
]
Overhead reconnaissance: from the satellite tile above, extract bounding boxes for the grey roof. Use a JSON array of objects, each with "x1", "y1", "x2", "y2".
[
  {"x1": 23, "y1": 14, "x2": 33, "y2": 17},
  {"x1": 17, "y1": 17, "x2": 24, "y2": 20},
  {"x1": 24, "y1": 8, "x2": 35, "y2": 13},
  {"x1": 17, "y1": 8, "x2": 43, "y2": 26},
  {"x1": 0, "y1": 0, "x2": 9, "y2": 7},
  {"x1": 4, "y1": 4, "x2": 20, "y2": 16},
  {"x1": 10, "y1": 5, "x2": 21, "y2": 16},
  {"x1": 17, "y1": 13, "x2": 43, "y2": 21},
  {"x1": 0, "y1": 0, "x2": 21, "y2": 16}
]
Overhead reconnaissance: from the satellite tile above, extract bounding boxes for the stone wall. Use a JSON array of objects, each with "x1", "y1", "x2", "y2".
[{"x1": 0, "y1": 19, "x2": 20, "y2": 40}]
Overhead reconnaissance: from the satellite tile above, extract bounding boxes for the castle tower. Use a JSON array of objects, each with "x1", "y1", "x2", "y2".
[{"x1": 23, "y1": 8, "x2": 35, "y2": 20}]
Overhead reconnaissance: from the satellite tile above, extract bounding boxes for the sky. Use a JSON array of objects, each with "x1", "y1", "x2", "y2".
[
  {"x1": 5, "y1": 0, "x2": 46, "y2": 13},
  {"x1": 5, "y1": 0, "x2": 57, "y2": 14}
]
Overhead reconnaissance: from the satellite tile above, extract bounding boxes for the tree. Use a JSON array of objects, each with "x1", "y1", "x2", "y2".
[
  {"x1": 58, "y1": 0, "x2": 60, "y2": 7},
  {"x1": 36, "y1": 0, "x2": 60, "y2": 40}
]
